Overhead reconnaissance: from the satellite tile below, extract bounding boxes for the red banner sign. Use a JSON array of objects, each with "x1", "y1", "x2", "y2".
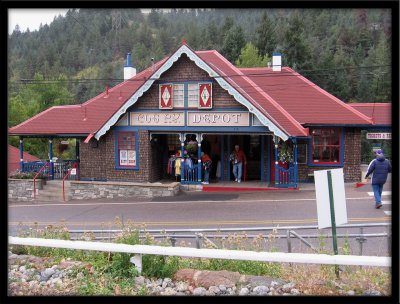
[
  {"x1": 199, "y1": 83, "x2": 212, "y2": 109},
  {"x1": 159, "y1": 84, "x2": 173, "y2": 109}
]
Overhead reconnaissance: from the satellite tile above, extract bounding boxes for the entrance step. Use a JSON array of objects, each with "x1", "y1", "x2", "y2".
[{"x1": 35, "y1": 180, "x2": 71, "y2": 202}]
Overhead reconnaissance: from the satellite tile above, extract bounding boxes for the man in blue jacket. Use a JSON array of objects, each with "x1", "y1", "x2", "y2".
[{"x1": 365, "y1": 149, "x2": 392, "y2": 209}]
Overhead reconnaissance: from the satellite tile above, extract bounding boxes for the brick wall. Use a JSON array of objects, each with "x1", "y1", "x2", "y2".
[
  {"x1": 80, "y1": 130, "x2": 152, "y2": 182},
  {"x1": 131, "y1": 54, "x2": 246, "y2": 110},
  {"x1": 297, "y1": 129, "x2": 361, "y2": 182},
  {"x1": 343, "y1": 128, "x2": 361, "y2": 182}
]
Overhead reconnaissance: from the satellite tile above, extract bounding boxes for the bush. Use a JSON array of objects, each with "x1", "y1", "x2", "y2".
[{"x1": 9, "y1": 171, "x2": 47, "y2": 179}]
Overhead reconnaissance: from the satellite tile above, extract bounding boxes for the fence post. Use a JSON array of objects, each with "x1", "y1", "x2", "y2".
[
  {"x1": 195, "y1": 233, "x2": 201, "y2": 249},
  {"x1": 130, "y1": 254, "x2": 142, "y2": 274},
  {"x1": 286, "y1": 230, "x2": 292, "y2": 253}
]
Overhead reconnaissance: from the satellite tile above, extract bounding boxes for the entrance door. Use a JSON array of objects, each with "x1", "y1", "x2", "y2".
[{"x1": 228, "y1": 135, "x2": 261, "y2": 181}]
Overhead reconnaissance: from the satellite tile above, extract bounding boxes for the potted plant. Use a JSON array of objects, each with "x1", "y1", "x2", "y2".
[{"x1": 278, "y1": 141, "x2": 293, "y2": 168}]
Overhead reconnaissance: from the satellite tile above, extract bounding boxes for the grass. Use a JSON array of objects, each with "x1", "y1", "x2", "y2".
[{"x1": 8, "y1": 219, "x2": 391, "y2": 296}]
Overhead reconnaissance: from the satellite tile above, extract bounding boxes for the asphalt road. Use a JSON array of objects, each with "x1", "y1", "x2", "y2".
[{"x1": 8, "y1": 183, "x2": 392, "y2": 256}]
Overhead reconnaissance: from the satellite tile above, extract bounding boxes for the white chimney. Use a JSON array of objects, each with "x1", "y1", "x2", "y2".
[
  {"x1": 272, "y1": 53, "x2": 282, "y2": 72},
  {"x1": 124, "y1": 52, "x2": 136, "y2": 80}
]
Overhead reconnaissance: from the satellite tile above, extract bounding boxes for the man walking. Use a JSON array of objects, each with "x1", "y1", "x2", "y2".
[
  {"x1": 365, "y1": 149, "x2": 391, "y2": 209},
  {"x1": 230, "y1": 144, "x2": 247, "y2": 183}
]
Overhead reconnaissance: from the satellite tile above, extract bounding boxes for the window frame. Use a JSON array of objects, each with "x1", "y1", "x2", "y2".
[
  {"x1": 115, "y1": 131, "x2": 139, "y2": 170},
  {"x1": 310, "y1": 128, "x2": 342, "y2": 165}
]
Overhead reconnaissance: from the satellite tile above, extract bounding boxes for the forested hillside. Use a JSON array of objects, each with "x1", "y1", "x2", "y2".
[{"x1": 8, "y1": 8, "x2": 392, "y2": 158}]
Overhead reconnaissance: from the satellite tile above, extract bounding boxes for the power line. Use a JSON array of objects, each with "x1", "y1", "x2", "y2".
[{"x1": 13, "y1": 64, "x2": 391, "y2": 84}]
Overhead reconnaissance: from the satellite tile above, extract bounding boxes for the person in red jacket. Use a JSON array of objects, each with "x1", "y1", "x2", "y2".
[
  {"x1": 201, "y1": 152, "x2": 212, "y2": 184},
  {"x1": 230, "y1": 145, "x2": 247, "y2": 183}
]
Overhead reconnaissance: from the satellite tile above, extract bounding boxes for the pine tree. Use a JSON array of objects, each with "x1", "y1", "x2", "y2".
[
  {"x1": 254, "y1": 12, "x2": 276, "y2": 57},
  {"x1": 221, "y1": 25, "x2": 246, "y2": 63}
]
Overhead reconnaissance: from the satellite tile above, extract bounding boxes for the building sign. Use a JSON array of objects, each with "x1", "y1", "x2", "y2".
[
  {"x1": 187, "y1": 112, "x2": 249, "y2": 126},
  {"x1": 366, "y1": 133, "x2": 391, "y2": 140},
  {"x1": 130, "y1": 112, "x2": 185, "y2": 126},
  {"x1": 199, "y1": 83, "x2": 212, "y2": 109},
  {"x1": 127, "y1": 150, "x2": 136, "y2": 166},
  {"x1": 159, "y1": 84, "x2": 173, "y2": 109},
  {"x1": 119, "y1": 150, "x2": 128, "y2": 166}
]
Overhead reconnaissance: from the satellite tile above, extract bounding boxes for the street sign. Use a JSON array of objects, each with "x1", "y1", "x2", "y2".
[
  {"x1": 60, "y1": 140, "x2": 69, "y2": 145},
  {"x1": 366, "y1": 133, "x2": 391, "y2": 140},
  {"x1": 314, "y1": 168, "x2": 348, "y2": 229},
  {"x1": 70, "y1": 168, "x2": 77, "y2": 175}
]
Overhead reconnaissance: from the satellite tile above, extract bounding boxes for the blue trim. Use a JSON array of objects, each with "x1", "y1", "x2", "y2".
[
  {"x1": 340, "y1": 127, "x2": 345, "y2": 164},
  {"x1": 129, "y1": 108, "x2": 246, "y2": 113},
  {"x1": 19, "y1": 138, "x2": 23, "y2": 171},
  {"x1": 227, "y1": 135, "x2": 231, "y2": 181},
  {"x1": 118, "y1": 126, "x2": 270, "y2": 133},
  {"x1": 274, "y1": 137, "x2": 278, "y2": 186},
  {"x1": 49, "y1": 138, "x2": 53, "y2": 180},
  {"x1": 198, "y1": 137, "x2": 202, "y2": 181},
  {"x1": 304, "y1": 124, "x2": 389, "y2": 128},
  {"x1": 220, "y1": 135, "x2": 224, "y2": 181},
  {"x1": 261, "y1": 136, "x2": 265, "y2": 182},
  {"x1": 114, "y1": 130, "x2": 140, "y2": 170},
  {"x1": 267, "y1": 136, "x2": 271, "y2": 182},
  {"x1": 272, "y1": 53, "x2": 282, "y2": 56},
  {"x1": 124, "y1": 53, "x2": 134, "y2": 68},
  {"x1": 293, "y1": 138, "x2": 298, "y2": 187}
]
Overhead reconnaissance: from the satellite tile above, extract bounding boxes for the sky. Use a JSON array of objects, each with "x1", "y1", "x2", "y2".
[
  {"x1": 8, "y1": 9, "x2": 70, "y2": 34},
  {"x1": 8, "y1": 8, "x2": 154, "y2": 35}
]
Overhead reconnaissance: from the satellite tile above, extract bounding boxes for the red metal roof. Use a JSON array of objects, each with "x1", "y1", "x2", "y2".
[
  {"x1": 237, "y1": 67, "x2": 373, "y2": 126},
  {"x1": 9, "y1": 45, "x2": 376, "y2": 139},
  {"x1": 196, "y1": 51, "x2": 308, "y2": 137},
  {"x1": 8, "y1": 59, "x2": 167, "y2": 137},
  {"x1": 349, "y1": 103, "x2": 391, "y2": 126},
  {"x1": 8, "y1": 144, "x2": 40, "y2": 175}
]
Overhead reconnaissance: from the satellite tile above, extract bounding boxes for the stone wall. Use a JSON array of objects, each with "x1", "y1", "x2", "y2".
[
  {"x1": 8, "y1": 179, "x2": 44, "y2": 202},
  {"x1": 69, "y1": 181, "x2": 180, "y2": 200}
]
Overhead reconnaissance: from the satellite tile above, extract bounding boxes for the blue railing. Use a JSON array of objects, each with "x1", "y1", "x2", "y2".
[
  {"x1": 180, "y1": 158, "x2": 201, "y2": 184},
  {"x1": 275, "y1": 164, "x2": 297, "y2": 188},
  {"x1": 22, "y1": 160, "x2": 79, "y2": 180}
]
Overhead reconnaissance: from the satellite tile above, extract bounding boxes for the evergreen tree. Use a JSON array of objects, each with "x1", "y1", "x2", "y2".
[
  {"x1": 283, "y1": 10, "x2": 312, "y2": 70},
  {"x1": 255, "y1": 12, "x2": 276, "y2": 57},
  {"x1": 221, "y1": 25, "x2": 246, "y2": 63}
]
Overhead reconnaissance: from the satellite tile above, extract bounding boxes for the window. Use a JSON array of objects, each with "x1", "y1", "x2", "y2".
[
  {"x1": 117, "y1": 132, "x2": 137, "y2": 168},
  {"x1": 188, "y1": 83, "x2": 199, "y2": 107},
  {"x1": 173, "y1": 84, "x2": 184, "y2": 108},
  {"x1": 311, "y1": 128, "x2": 341, "y2": 164},
  {"x1": 297, "y1": 143, "x2": 307, "y2": 164}
]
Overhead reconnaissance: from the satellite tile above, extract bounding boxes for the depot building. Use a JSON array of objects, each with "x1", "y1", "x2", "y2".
[{"x1": 9, "y1": 42, "x2": 391, "y2": 188}]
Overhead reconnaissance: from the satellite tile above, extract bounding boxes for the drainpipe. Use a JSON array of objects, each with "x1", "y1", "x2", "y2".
[
  {"x1": 19, "y1": 137, "x2": 24, "y2": 171},
  {"x1": 49, "y1": 138, "x2": 53, "y2": 180}
]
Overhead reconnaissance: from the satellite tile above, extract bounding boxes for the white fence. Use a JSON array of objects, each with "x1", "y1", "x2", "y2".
[{"x1": 9, "y1": 236, "x2": 390, "y2": 274}]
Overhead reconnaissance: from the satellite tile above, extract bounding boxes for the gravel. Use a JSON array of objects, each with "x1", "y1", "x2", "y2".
[{"x1": 8, "y1": 252, "x2": 383, "y2": 296}]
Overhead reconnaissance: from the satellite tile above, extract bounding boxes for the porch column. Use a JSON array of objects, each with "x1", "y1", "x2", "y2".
[
  {"x1": 274, "y1": 136, "x2": 279, "y2": 186},
  {"x1": 75, "y1": 139, "x2": 80, "y2": 180},
  {"x1": 293, "y1": 138, "x2": 298, "y2": 188},
  {"x1": 197, "y1": 133, "x2": 202, "y2": 182},
  {"x1": 180, "y1": 134, "x2": 185, "y2": 182},
  {"x1": 261, "y1": 135, "x2": 265, "y2": 182},
  {"x1": 227, "y1": 135, "x2": 231, "y2": 181},
  {"x1": 49, "y1": 138, "x2": 53, "y2": 180},
  {"x1": 19, "y1": 137, "x2": 24, "y2": 171}
]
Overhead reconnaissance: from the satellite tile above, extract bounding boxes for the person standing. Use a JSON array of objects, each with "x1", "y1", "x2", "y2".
[
  {"x1": 201, "y1": 152, "x2": 212, "y2": 185},
  {"x1": 365, "y1": 149, "x2": 391, "y2": 209},
  {"x1": 230, "y1": 145, "x2": 247, "y2": 183}
]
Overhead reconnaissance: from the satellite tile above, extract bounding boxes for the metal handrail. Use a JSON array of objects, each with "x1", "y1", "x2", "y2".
[
  {"x1": 33, "y1": 162, "x2": 50, "y2": 199},
  {"x1": 63, "y1": 162, "x2": 79, "y2": 201}
]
